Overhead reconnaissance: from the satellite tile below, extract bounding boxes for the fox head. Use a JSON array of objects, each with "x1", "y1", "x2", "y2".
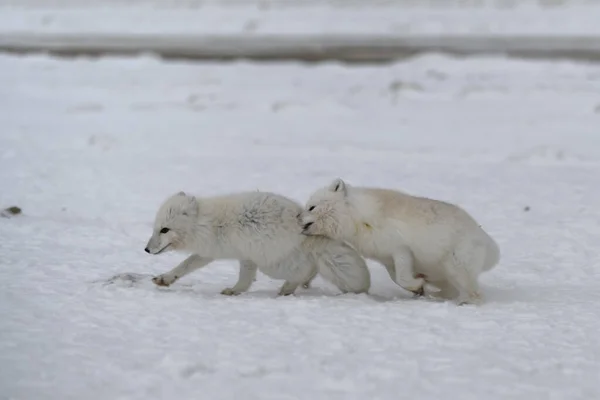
[
  {"x1": 300, "y1": 178, "x2": 349, "y2": 238},
  {"x1": 144, "y1": 191, "x2": 198, "y2": 255}
]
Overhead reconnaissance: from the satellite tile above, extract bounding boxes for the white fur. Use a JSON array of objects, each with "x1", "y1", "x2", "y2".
[
  {"x1": 300, "y1": 178, "x2": 501, "y2": 305},
  {"x1": 144, "y1": 191, "x2": 371, "y2": 296}
]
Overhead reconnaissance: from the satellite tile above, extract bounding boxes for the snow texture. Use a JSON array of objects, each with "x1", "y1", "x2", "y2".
[
  {"x1": 2, "y1": 0, "x2": 600, "y2": 36},
  {"x1": 1, "y1": 51, "x2": 600, "y2": 399}
]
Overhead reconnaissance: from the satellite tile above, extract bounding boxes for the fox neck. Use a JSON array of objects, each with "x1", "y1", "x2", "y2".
[
  {"x1": 179, "y1": 216, "x2": 216, "y2": 254},
  {"x1": 345, "y1": 200, "x2": 376, "y2": 238},
  {"x1": 336, "y1": 212, "x2": 362, "y2": 241}
]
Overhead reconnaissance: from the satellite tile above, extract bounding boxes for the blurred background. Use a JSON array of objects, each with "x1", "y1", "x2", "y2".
[{"x1": 2, "y1": 0, "x2": 600, "y2": 62}]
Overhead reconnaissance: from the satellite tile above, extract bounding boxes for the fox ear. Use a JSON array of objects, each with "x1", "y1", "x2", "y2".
[
  {"x1": 329, "y1": 178, "x2": 347, "y2": 195},
  {"x1": 181, "y1": 194, "x2": 199, "y2": 217}
]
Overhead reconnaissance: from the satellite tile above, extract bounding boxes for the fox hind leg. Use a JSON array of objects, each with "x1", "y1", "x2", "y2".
[{"x1": 221, "y1": 260, "x2": 258, "y2": 296}]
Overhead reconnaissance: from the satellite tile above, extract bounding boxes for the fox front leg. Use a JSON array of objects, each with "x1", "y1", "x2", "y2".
[{"x1": 153, "y1": 254, "x2": 212, "y2": 287}]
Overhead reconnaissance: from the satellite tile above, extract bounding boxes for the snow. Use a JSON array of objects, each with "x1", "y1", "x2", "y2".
[
  {"x1": 2, "y1": 1, "x2": 600, "y2": 36},
  {"x1": 2, "y1": 51, "x2": 600, "y2": 399}
]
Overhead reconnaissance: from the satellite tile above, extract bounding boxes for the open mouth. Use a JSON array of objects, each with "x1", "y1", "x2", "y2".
[
  {"x1": 301, "y1": 222, "x2": 314, "y2": 235},
  {"x1": 153, "y1": 243, "x2": 172, "y2": 254}
]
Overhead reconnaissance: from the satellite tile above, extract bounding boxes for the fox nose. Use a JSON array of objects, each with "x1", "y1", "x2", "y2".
[
  {"x1": 144, "y1": 247, "x2": 150, "y2": 253},
  {"x1": 303, "y1": 222, "x2": 313, "y2": 230}
]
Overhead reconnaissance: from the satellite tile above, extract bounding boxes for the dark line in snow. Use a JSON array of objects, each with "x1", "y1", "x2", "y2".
[{"x1": 1, "y1": 34, "x2": 600, "y2": 64}]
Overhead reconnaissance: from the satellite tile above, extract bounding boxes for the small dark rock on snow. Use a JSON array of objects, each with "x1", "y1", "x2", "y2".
[{"x1": 1, "y1": 206, "x2": 22, "y2": 218}]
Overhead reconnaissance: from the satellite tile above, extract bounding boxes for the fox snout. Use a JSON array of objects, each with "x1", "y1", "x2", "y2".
[
  {"x1": 144, "y1": 233, "x2": 173, "y2": 255},
  {"x1": 300, "y1": 213, "x2": 317, "y2": 235}
]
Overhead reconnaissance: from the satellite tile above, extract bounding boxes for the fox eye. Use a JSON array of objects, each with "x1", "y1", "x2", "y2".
[
  {"x1": 160, "y1": 227, "x2": 170, "y2": 234},
  {"x1": 308, "y1": 206, "x2": 316, "y2": 211}
]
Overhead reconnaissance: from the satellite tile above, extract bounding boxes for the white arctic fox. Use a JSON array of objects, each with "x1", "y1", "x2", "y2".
[
  {"x1": 144, "y1": 191, "x2": 371, "y2": 296},
  {"x1": 300, "y1": 179, "x2": 500, "y2": 305}
]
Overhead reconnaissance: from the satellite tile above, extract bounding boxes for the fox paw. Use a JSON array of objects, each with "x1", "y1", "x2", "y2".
[
  {"x1": 401, "y1": 277, "x2": 425, "y2": 294},
  {"x1": 152, "y1": 274, "x2": 177, "y2": 287},
  {"x1": 277, "y1": 282, "x2": 299, "y2": 296},
  {"x1": 458, "y1": 293, "x2": 483, "y2": 306}
]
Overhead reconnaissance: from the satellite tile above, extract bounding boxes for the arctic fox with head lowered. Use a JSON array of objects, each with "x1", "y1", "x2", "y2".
[
  {"x1": 144, "y1": 191, "x2": 371, "y2": 296},
  {"x1": 300, "y1": 179, "x2": 500, "y2": 305}
]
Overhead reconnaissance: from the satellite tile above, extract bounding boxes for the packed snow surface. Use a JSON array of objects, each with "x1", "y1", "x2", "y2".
[
  {"x1": 1, "y1": 53, "x2": 600, "y2": 399},
  {"x1": 2, "y1": 0, "x2": 600, "y2": 36}
]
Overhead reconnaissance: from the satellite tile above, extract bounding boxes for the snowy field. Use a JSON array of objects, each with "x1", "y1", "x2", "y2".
[
  {"x1": 2, "y1": 0, "x2": 600, "y2": 36},
  {"x1": 2, "y1": 52, "x2": 600, "y2": 399}
]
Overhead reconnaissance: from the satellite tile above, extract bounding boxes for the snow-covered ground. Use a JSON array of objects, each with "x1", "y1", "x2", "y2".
[
  {"x1": 2, "y1": 52, "x2": 600, "y2": 399},
  {"x1": 2, "y1": 0, "x2": 600, "y2": 36}
]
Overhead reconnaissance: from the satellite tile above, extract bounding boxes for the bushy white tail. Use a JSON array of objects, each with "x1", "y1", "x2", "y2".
[
  {"x1": 302, "y1": 237, "x2": 371, "y2": 294},
  {"x1": 483, "y1": 234, "x2": 501, "y2": 272}
]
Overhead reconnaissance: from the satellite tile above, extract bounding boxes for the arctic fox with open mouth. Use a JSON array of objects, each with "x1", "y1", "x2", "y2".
[
  {"x1": 300, "y1": 179, "x2": 500, "y2": 305},
  {"x1": 144, "y1": 191, "x2": 371, "y2": 296}
]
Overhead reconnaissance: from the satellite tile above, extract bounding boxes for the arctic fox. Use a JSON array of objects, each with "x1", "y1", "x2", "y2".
[
  {"x1": 300, "y1": 178, "x2": 500, "y2": 305},
  {"x1": 144, "y1": 191, "x2": 371, "y2": 296}
]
